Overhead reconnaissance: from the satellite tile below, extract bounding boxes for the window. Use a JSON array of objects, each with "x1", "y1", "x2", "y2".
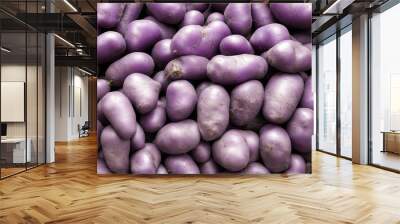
[
  {"x1": 317, "y1": 35, "x2": 337, "y2": 154},
  {"x1": 370, "y1": 3, "x2": 400, "y2": 171},
  {"x1": 339, "y1": 26, "x2": 352, "y2": 158}
]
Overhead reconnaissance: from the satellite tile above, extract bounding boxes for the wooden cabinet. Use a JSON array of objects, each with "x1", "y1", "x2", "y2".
[{"x1": 382, "y1": 132, "x2": 400, "y2": 154}]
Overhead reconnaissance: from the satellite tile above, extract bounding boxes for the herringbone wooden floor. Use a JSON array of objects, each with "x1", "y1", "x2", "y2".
[{"x1": 1, "y1": 135, "x2": 400, "y2": 224}]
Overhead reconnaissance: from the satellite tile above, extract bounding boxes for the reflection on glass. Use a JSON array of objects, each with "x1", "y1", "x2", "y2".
[
  {"x1": 339, "y1": 27, "x2": 352, "y2": 158},
  {"x1": 318, "y1": 36, "x2": 337, "y2": 154},
  {"x1": 1, "y1": 31, "x2": 27, "y2": 177},
  {"x1": 371, "y1": 4, "x2": 400, "y2": 171},
  {"x1": 0, "y1": 0, "x2": 47, "y2": 179}
]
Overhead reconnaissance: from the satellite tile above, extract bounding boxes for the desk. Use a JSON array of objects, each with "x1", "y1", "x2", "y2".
[
  {"x1": 382, "y1": 131, "x2": 400, "y2": 154},
  {"x1": 1, "y1": 138, "x2": 31, "y2": 163}
]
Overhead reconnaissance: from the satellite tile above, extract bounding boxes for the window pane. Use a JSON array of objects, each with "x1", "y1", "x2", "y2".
[
  {"x1": 340, "y1": 27, "x2": 352, "y2": 158},
  {"x1": 318, "y1": 36, "x2": 337, "y2": 154}
]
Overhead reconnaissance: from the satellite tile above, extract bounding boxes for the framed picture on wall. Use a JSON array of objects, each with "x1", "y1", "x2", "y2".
[{"x1": 96, "y1": 3, "x2": 313, "y2": 175}]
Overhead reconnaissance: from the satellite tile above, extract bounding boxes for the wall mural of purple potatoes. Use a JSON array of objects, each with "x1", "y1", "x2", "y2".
[{"x1": 97, "y1": 3, "x2": 313, "y2": 175}]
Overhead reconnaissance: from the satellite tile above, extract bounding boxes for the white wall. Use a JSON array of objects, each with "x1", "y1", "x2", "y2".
[{"x1": 55, "y1": 67, "x2": 89, "y2": 141}]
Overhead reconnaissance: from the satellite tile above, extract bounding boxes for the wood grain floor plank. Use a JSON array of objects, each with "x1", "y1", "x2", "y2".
[{"x1": 0, "y1": 135, "x2": 399, "y2": 223}]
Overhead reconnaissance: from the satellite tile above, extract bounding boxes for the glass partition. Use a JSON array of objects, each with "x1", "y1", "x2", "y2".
[
  {"x1": 0, "y1": 0, "x2": 46, "y2": 179},
  {"x1": 317, "y1": 35, "x2": 337, "y2": 154},
  {"x1": 1, "y1": 30, "x2": 28, "y2": 177}
]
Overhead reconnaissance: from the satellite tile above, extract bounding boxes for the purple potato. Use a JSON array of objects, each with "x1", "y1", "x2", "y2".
[
  {"x1": 197, "y1": 84, "x2": 230, "y2": 141},
  {"x1": 164, "y1": 55, "x2": 209, "y2": 80},
  {"x1": 230, "y1": 80, "x2": 264, "y2": 126},
  {"x1": 200, "y1": 159, "x2": 220, "y2": 174},
  {"x1": 219, "y1": 35, "x2": 254, "y2": 55},
  {"x1": 97, "y1": 79, "x2": 110, "y2": 101},
  {"x1": 139, "y1": 99, "x2": 166, "y2": 133},
  {"x1": 205, "y1": 12, "x2": 224, "y2": 24},
  {"x1": 153, "y1": 71, "x2": 171, "y2": 92},
  {"x1": 263, "y1": 73, "x2": 304, "y2": 124},
  {"x1": 116, "y1": 3, "x2": 143, "y2": 34},
  {"x1": 259, "y1": 124, "x2": 291, "y2": 173},
  {"x1": 97, "y1": 120, "x2": 103, "y2": 144},
  {"x1": 97, "y1": 3, "x2": 125, "y2": 29},
  {"x1": 251, "y1": 3, "x2": 274, "y2": 28},
  {"x1": 124, "y1": 19, "x2": 162, "y2": 52},
  {"x1": 285, "y1": 154, "x2": 306, "y2": 174},
  {"x1": 181, "y1": 10, "x2": 205, "y2": 27},
  {"x1": 105, "y1": 52, "x2": 154, "y2": 86},
  {"x1": 191, "y1": 142, "x2": 211, "y2": 163},
  {"x1": 142, "y1": 143, "x2": 162, "y2": 166},
  {"x1": 286, "y1": 108, "x2": 313, "y2": 153},
  {"x1": 264, "y1": 40, "x2": 312, "y2": 73},
  {"x1": 154, "y1": 119, "x2": 201, "y2": 155},
  {"x1": 165, "y1": 154, "x2": 200, "y2": 174},
  {"x1": 97, "y1": 99, "x2": 107, "y2": 125},
  {"x1": 144, "y1": 16, "x2": 176, "y2": 39},
  {"x1": 130, "y1": 144, "x2": 161, "y2": 174},
  {"x1": 101, "y1": 126, "x2": 130, "y2": 173},
  {"x1": 212, "y1": 130, "x2": 250, "y2": 172},
  {"x1": 146, "y1": 3, "x2": 186, "y2": 25},
  {"x1": 166, "y1": 80, "x2": 197, "y2": 121},
  {"x1": 122, "y1": 73, "x2": 161, "y2": 114},
  {"x1": 224, "y1": 3, "x2": 252, "y2": 35},
  {"x1": 291, "y1": 31, "x2": 311, "y2": 44},
  {"x1": 97, "y1": 158, "x2": 112, "y2": 174},
  {"x1": 196, "y1": 81, "x2": 212, "y2": 96},
  {"x1": 101, "y1": 91, "x2": 136, "y2": 140},
  {"x1": 241, "y1": 162, "x2": 270, "y2": 174},
  {"x1": 270, "y1": 3, "x2": 312, "y2": 30},
  {"x1": 130, "y1": 150, "x2": 156, "y2": 174},
  {"x1": 237, "y1": 130, "x2": 259, "y2": 162},
  {"x1": 212, "y1": 3, "x2": 228, "y2": 12},
  {"x1": 151, "y1": 39, "x2": 175, "y2": 69},
  {"x1": 250, "y1": 23, "x2": 290, "y2": 53},
  {"x1": 186, "y1": 3, "x2": 209, "y2": 12},
  {"x1": 97, "y1": 31, "x2": 126, "y2": 64},
  {"x1": 157, "y1": 164, "x2": 168, "y2": 174},
  {"x1": 300, "y1": 76, "x2": 313, "y2": 109},
  {"x1": 131, "y1": 124, "x2": 145, "y2": 151},
  {"x1": 170, "y1": 21, "x2": 231, "y2": 59},
  {"x1": 207, "y1": 54, "x2": 268, "y2": 85}
]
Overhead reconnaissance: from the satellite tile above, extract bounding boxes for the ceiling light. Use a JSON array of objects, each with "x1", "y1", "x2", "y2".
[
  {"x1": 78, "y1": 67, "x2": 92, "y2": 76},
  {"x1": 63, "y1": 0, "x2": 78, "y2": 12},
  {"x1": 323, "y1": 0, "x2": 355, "y2": 15},
  {"x1": 54, "y1": 34, "x2": 75, "y2": 48},
  {"x1": 1, "y1": 47, "x2": 11, "y2": 53}
]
